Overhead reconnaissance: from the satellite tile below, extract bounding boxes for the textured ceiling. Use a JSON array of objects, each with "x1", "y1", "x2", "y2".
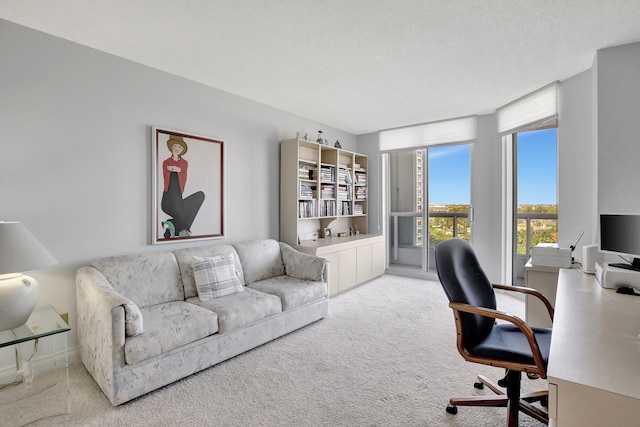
[{"x1": 2, "y1": 0, "x2": 640, "y2": 135}]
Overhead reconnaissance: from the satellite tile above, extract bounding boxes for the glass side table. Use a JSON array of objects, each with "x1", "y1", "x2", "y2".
[{"x1": 0, "y1": 305, "x2": 71, "y2": 425}]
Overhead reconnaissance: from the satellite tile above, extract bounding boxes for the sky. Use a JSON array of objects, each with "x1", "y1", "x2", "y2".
[{"x1": 428, "y1": 128, "x2": 557, "y2": 205}]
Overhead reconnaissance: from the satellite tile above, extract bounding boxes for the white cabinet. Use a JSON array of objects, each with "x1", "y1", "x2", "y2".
[
  {"x1": 280, "y1": 138, "x2": 383, "y2": 295},
  {"x1": 524, "y1": 259, "x2": 559, "y2": 328},
  {"x1": 295, "y1": 235, "x2": 385, "y2": 296},
  {"x1": 356, "y1": 245, "x2": 372, "y2": 284},
  {"x1": 371, "y1": 241, "x2": 386, "y2": 278}
]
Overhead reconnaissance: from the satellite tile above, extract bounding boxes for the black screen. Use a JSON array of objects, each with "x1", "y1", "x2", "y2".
[{"x1": 600, "y1": 214, "x2": 640, "y2": 257}]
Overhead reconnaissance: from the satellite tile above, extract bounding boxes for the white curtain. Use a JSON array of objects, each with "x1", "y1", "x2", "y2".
[
  {"x1": 379, "y1": 115, "x2": 477, "y2": 152},
  {"x1": 496, "y1": 82, "x2": 558, "y2": 135}
]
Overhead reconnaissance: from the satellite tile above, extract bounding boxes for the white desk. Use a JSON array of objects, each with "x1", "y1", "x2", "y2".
[{"x1": 547, "y1": 269, "x2": 640, "y2": 426}]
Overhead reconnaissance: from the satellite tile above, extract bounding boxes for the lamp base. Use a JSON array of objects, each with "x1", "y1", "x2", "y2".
[{"x1": 0, "y1": 274, "x2": 40, "y2": 331}]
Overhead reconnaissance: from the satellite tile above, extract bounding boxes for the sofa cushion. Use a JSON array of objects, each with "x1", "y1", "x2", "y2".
[
  {"x1": 280, "y1": 242, "x2": 327, "y2": 282},
  {"x1": 91, "y1": 252, "x2": 183, "y2": 308},
  {"x1": 124, "y1": 302, "x2": 218, "y2": 365},
  {"x1": 192, "y1": 254, "x2": 245, "y2": 301},
  {"x1": 123, "y1": 301, "x2": 144, "y2": 337},
  {"x1": 233, "y1": 240, "x2": 285, "y2": 285},
  {"x1": 189, "y1": 287, "x2": 281, "y2": 333},
  {"x1": 248, "y1": 276, "x2": 328, "y2": 310},
  {"x1": 174, "y1": 245, "x2": 244, "y2": 299}
]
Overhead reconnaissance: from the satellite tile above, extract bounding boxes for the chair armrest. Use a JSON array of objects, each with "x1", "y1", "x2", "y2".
[
  {"x1": 493, "y1": 283, "x2": 554, "y2": 322},
  {"x1": 279, "y1": 242, "x2": 327, "y2": 282},
  {"x1": 449, "y1": 301, "x2": 547, "y2": 377}
]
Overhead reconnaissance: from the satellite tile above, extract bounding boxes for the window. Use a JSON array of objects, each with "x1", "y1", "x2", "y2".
[{"x1": 512, "y1": 122, "x2": 558, "y2": 284}]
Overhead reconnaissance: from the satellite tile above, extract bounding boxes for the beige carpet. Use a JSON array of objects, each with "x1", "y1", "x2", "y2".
[{"x1": 22, "y1": 275, "x2": 547, "y2": 427}]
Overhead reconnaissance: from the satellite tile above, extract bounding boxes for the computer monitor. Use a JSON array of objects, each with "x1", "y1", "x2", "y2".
[{"x1": 599, "y1": 214, "x2": 640, "y2": 272}]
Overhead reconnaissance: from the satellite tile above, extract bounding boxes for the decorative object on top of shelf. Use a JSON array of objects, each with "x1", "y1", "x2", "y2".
[
  {"x1": 316, "y1": 130, "x2": 323, "y2": 144},
  {"x1": 152, "y1": 127, "x2": 225, "y2": 244},
  {"x1": 324, "y1": 139, "x2": 329, "y2": 145},
  {"x1": 334, "y1": 140, "x2": 342, "y2": 148},
  {"x1": 0, "y1": 221, "x2": 57, "y2": 331},
  {"x1": 323, "y1": 228, "x2": 332, "y2": 239}
]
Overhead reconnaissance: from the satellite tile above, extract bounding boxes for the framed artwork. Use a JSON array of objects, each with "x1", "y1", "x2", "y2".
[{"x1": 152, "y1": 127, "x2": 224, "y2": 244}]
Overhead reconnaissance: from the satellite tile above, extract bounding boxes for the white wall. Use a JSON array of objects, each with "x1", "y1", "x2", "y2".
[
  {"x1": 596, "y1": 41, "x2": 640, "y2": 214},
  {"x1": 356, "y1": 132, "x2": 383, "y2": 236},
  {"x1": 558, "y1": 69, "x2": 596, "y2": 259},
  {"x1": 471, "y1": 114, "x2": 503, "y2": 282},
  {"x1": 0, "y1": 19, "x2": 356, "y2": 356}
]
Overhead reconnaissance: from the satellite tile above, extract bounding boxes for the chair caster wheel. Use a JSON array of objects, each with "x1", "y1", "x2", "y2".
[
  {"x1": 446, "y1": 404, "x2": 458, "y2": 415},
  {"x1": 474, "y1": 381, "x2": 484, "y2": 389}
]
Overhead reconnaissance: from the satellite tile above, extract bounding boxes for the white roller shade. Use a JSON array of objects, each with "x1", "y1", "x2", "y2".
[
  {"x1": 497, "y1": 82, "x2": 558, "y2": 135},
  {"x1": 379, "y1": 115, "x2": 477, "y2": 152}
]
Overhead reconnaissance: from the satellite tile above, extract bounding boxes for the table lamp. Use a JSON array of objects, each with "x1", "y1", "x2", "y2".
[{"x1": 0, "y1": 221, "x2": 57, "y2": 330}]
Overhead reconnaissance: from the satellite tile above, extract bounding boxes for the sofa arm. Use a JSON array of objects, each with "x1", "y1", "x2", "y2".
[
  {"x1": 76, "y1": 266, "x2": 139, "y2": 403},
  {"x1": 279, "y1": 242, "x2": 327, "y2": 282}
]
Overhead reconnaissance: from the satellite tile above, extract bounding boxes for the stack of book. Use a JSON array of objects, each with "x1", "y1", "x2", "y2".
[
  {"x1": 298, "y1": 200, "x2": 317, "y2": 218},
  {"x1": 299, "y1": 183, "x2": 315, "y2": 199},
  {"x1": 354, "y1": 171, "x2": 367, "y2": 185},
  {"x1": 320, "y1": 184, "x2": 335, "y2": 199},
  {"x1": 355, "y1": 187, "x2": 367, "y2": 200},
  {"x1": 320, "y1": 166, "x2": 335, "y2": 182},
  {"x1": 338, "y1": 185, "x2": 350, "y2": 200},
  {"x1": 319, "y1": 200, "x2": 336, "y2": 216},
  {"x1": 338, "y1": 201, "x2": 352, "y2": 216},
  {"x1": 338, "y1": 168, "x2": 352, "y2": 184}
]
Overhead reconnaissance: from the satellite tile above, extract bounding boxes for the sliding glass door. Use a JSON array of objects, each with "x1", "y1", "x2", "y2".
[{"x1": 387, "y1": 143, "x2": 471, "y2": 277}]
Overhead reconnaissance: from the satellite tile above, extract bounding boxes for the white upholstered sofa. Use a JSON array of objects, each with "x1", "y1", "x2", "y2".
[{"x1": 76, "y1": 239, "x2": 328, "y2": 405}]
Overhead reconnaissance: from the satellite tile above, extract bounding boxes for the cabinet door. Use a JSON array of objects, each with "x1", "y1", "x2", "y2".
[
  {"x1": 322, "y1": 252, "x2": 341, "y2": 296},
  {"x1": 356, "y1": 245, "x2": 372, "y2": 284},
  {"x1": 371, "y1": 241, "x2": 386, "y2": 278},
  {"x1": 338, "y1": 248, "x2": 357, "y2": 293}
]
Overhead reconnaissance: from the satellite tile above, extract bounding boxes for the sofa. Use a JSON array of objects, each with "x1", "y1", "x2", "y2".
[{"x1": 75, "y1": 239, "x2": 329, "y2": 406}]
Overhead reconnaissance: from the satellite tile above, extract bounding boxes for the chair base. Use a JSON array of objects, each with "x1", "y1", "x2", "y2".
[{"x1": 446, "y1": 372, "x2": 549, "y2": 426}]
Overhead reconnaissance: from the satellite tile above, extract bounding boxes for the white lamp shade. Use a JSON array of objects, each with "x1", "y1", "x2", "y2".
[
  {"x1": 0, "y1": 221, "x2": 56, "y2": 330},
  {"x1": 0, "y1": 221, "x2": 57, "y2": 274}
]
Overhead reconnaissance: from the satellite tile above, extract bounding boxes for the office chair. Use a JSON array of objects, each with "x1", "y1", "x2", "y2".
[{"x1": 434, "y1": 238, "x2": 554, "y2": 427}]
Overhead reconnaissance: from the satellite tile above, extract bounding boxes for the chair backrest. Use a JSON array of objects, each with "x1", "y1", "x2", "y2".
[{"x1": 434, "y1": 238, "x2": 497, "y2": 349}]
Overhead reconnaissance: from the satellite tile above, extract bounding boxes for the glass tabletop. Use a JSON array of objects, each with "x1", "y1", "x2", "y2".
[{"x1": 0, "y1": 305, "x2": 70, "y2": 348}]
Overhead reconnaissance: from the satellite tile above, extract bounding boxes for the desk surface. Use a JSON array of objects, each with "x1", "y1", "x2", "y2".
[{"x1": 548, "y1": 269, "x2": 640, "y2": 399}]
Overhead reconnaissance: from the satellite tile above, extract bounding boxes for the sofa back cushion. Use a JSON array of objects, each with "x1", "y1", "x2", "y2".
[
  {"x1": 173, "y1": 245, "x2": 244, "y2": 299},
  {"x1": 233, "y1": 239, "x2": 285, "y2": 285},
  {"x1": 91, "y1": 251, "x2": 183, "y2": 308}
]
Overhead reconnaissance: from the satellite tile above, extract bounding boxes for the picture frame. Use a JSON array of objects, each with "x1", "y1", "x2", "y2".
[
  {"x1": 324, "y1": 228, "x2": 332, "y2": 238},
  {"x1": 152, "y1": 126, "x2": 224, "y2": 244}
]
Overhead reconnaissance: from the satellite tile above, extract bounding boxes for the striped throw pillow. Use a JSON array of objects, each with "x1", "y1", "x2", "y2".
[{"x1": 192, "y1": 254, "x2": 244, "y2": 301}]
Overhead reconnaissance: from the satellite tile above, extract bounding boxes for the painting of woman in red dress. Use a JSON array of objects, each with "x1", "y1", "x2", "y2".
[{"x1": 161, "y1": 135, "x2": 205, "y2": 238}]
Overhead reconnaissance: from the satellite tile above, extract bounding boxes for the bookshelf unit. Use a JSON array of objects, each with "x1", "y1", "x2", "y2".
[{"x1": 280, "y1": 138, "x2": 384, "y2": 295}]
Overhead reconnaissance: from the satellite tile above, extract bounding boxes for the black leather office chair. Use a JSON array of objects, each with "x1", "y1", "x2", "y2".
[{"x1": 434, "y1": 238, "x2": 554, "y2": 427}]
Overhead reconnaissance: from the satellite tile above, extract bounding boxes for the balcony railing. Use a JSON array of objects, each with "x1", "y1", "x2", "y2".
[
  {"x1": 390, "y1": 211, "x2": 470, "y2": 261},
  {"x1": 390, "y1": 210, "x2": 557, "y2": 261},
  {"x1": 516, "y1": 212, "x2": 558, "y2": 259}
]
